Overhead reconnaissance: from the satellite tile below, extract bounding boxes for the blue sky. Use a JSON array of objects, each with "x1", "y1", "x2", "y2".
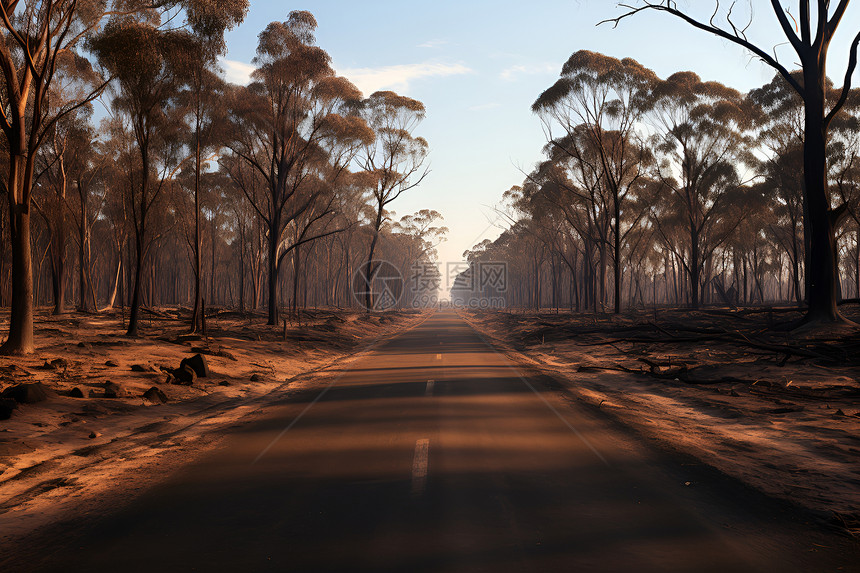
[{"x1": 221, "y1": 1, "x2": 860, "y2": 270}]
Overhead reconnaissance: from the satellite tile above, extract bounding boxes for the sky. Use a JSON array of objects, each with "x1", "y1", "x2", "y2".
[{"x1": 220, "y1": 1, "x2": 860, "y2": 275}]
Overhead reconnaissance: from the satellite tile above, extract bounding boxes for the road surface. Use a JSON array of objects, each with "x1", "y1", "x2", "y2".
[{"x1": 19, "y1": 311, "x2": 860, "y2": 571}]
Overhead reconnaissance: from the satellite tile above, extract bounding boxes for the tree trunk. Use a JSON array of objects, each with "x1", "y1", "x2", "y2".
[
  {"x1": 613, "y1": 198, "x2": 622, "y2": 313},
  {"x1": 78, "y1": 221, "x2": 94, "y2": 312},
  {"x1": 690, "y1": 223, "x2": 700, "y2": 310},
  {"x1": 267, "y1": 218, "x2": 279, "y2": 325},
  {"x1": 2, "y1": 205, "x2": 35, "y2": 353},
  {"x1": 127, "y1": 229, "x2": 144, "y2": 337},
  {"x1": 365, "y1": 209, "x2": 383, "y2": 311},
  {"x1": 50, "y1": 216, "x2": 67, "y2": 315},
  {"x1": 190, "y1": 135, "x2": 203, "y2": 332},
  {"x1": 802, "y1": 67, "x2": 840, "y2": 322}
]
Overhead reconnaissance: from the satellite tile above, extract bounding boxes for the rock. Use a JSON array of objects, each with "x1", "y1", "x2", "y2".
[
  {"x1": 172, "y1": 365, "x2": 197, "y2": 385},
  {"x1": 130, "y1": 364, "x2": 148, "y2": 372},
  {"x1": 180, "y1": 354, "x2": 210, "y2": 378},
  {"x1": 105, "y1": 360, "x2": 119, "y2": 367},
  {"x1": 730, "y1": 389, "x2": 740, "y2": 397},
  {"x1": 834, "y1": 409, "x2": 846, "y2": 417},
  {"x1": 0, "y1": 398, "x2": 17, "y2": 420},
  {"x1": 42, "y1": 358, "x2": 68, "y2": 370},
  {"x1": 218, "y1": 380, "x2": 230, "y2": 387},
  {"x1": 161, "y1": 372, "x2": 176, "y2": 385},
  {"x1": 142, "y1": 387, "x2": 168, "y2": 403},
  {"x1": 2, "y1": 382, "x2": 51, "y2": 404},
  {"x1": 88, "y1": 431, "x2": 101, "y2": 439},
  {"x1": 103, "y1": 381, "x2": 124, "y2": 398},
  {"x1": 69, "y1": 387, "x2": 84, "y2": 398},
  {"x1": 249, "y1": 373, "x2": 262, "y2": 382},
  {"x1": 77, "y1": 342, "x2": 92, "y2": 349}
]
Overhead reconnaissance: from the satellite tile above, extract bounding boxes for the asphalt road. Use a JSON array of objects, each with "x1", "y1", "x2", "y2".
[{"x1": 25, "y1": 311, "x2": 860, "y2": 572}]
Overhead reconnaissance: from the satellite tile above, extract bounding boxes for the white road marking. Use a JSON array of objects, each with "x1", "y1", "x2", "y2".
[
  {"x1": 412, "y1": 438, "x2": 430, "y2": 495},
  {"x1": 425, "y1": 380, "x2": 435, "y2": 396}
]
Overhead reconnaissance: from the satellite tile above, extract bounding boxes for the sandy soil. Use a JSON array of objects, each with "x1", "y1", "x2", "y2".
[
  {"x1": 463, "y1": 306, "x2": 860, "y2": 537},
  {"x1": 0, "y1": 306, "x2": 428, "y2": 545}
]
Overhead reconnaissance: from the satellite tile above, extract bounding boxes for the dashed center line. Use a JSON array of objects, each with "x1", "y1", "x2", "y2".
[
  {"x1": 412, "y1": 438, "x2": 430, "y2": 496},
  {"x1": 425, "y1": 380, "x2": 435, "y2": 396}
]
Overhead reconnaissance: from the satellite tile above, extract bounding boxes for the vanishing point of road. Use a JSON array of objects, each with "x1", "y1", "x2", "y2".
[{"x1": 20, "y1": 311, "x2": 860, "y2": 572}]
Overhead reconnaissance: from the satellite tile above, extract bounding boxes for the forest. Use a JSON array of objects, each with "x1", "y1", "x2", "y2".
[
  {"x1": 0, "y1": 3, "x2": 443, "y2": 355},
  {"x1": 1, "y1": 2, "x2": 859, "y2": 569},
  {"x1": 466, "y1": 50, "x2": 860, "y2": 317}
]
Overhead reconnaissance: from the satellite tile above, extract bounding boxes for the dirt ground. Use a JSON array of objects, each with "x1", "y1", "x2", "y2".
[
  {"x1": 463, "y1": 305, "x2": 860, "y2": 537},
  {"x1": 0, "y1": 306, "x2": 427, "y2": 544}
]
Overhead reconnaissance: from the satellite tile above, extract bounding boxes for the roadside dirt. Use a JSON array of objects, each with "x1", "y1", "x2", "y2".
[
  {"x1": 463, "y1": 306, "x2": 860, "y2": 537},
  {"x1": 0, "y1": 307, "x2": 427, "y2": 546}
]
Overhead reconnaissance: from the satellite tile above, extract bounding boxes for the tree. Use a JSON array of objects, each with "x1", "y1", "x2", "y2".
[
  {"x1": 607, "y1": 1, "x2": 860, "y2": 323},
  {"x1": 647, "y1": 72, "x2": 752, "y2": 309},
  {"x1": 180, "y1": 64, "x2": 228, "y2": 332},
  {"x1": 358, "y1": 91, "x2": 429, "y2": 311},
  {"x1": 749, "y1": 72, "x2": 809, "y2": 304},
  {"x1": 63, "y1": 114, "x2": 105, "y2": 312},
  {"x1": 0, "y1": 0, "x2": 239, "y2": 351},
  {"x1": 180, "y1": 1, "x2": 248, "y2": 332},
  {"x1": 90, "y1": 22, "x2": 198, "y2": 336},
  {"x1": 224, "y1": 11, "x2": 369, "y2": 325},
  {"x1": 533, "y1": 51, "x2": 656, "y2": 313},
  {"x1": 0, "y1": 1, "x2": 110, "y2": 352}
]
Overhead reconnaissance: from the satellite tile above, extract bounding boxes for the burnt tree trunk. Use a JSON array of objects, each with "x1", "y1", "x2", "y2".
[
  {"x1": 267, "y1": 218, "x2": 279, "y2": 325},
  {"x1": 802, "y1": 65, "x2": 840, "y2": 322}
]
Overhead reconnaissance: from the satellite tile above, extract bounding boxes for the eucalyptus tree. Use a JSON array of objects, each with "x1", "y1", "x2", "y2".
[
  {"x1": 221, "y1": 157, "x2": 267, "y2": 310},
  {"x1": 394, "y1": 209, "x2": 448, "y2": 265},
  {"x1": 607, "y1": 1, "x2": 860, "y2": 323},
  {"x1": 100, "y1": 116, "x2": 135, "y2": 310},
  {"x1": 180, "y1": 60, "x2": 228, "y2": 332},
  {"x1": 0, "y1": 2, "x2": 108, "y2": 351},
  {"x1": 32, "y1": 51, "x2": 103, "y2": 315},
  {"x1": 224, "y1": 11, "x2": 369, "y2": 325},
  {"x1": 647, "y1": 72, "x2": 753, "y2": 309},
  {"x1": 758, "y1": 146, "x2": 806, "y2": 303},
  {"x1": 533, "y1": 50, "x2": 656, "y2": 313},
  {"x1": 503, "y1": 180, "x2": 580, "y2": 310},
  {"x1": 0, "y1": 0, "x2": 241, "y2": 352},
  {"x1": 533, "y1": 134, "x2": 611, "y2": 311},
  {"x1": 56, "y1": 114, "x2": 105, "y2": 312},
  {"x1": 33, "y1": 113, "x2": 79, "y2": 315},
  {"x1": 358, "y1": 90, "x2": 429, "y2": 311},
  {"x1": 90, "y1": 22, "x2": 198, "y2": 336},
  {"x1": 749, "y1": 73, "x2": 808, "y2": 304},
  {"x1": 181, "y1": 0, "x2": 248, "y2": 332}
]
